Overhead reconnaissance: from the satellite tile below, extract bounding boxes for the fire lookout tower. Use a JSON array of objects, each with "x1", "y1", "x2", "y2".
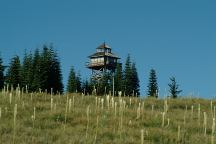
[{"x1": 87, "y1": 42, "x2": 120, "y2": 82}]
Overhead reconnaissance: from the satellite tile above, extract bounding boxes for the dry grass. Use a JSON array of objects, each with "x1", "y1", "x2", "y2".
[{"x1": 0, "y1": 90, "x2": 216, "y2": 144}]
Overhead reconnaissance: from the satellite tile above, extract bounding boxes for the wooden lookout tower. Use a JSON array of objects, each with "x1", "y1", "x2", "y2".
[{"x1": 87, "y1": 42, "x2": 120, "y2": 81}]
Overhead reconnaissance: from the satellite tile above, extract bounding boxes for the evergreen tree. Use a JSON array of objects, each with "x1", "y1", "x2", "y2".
[
  {"x1": 147, "y1": 69, "x2": 158, "y2": 98},
  {"x1": 131, "y1": 63, "x2": 140, "y2": 96},
  {"x1": 81, "y1": 79, "x2": 93, "y2": 95},
  {"x1": 168, "y1": 76, "x2": 182, "y2": 98},
  {"x1": 21, "y1": 51, "x2": 33, "y2": 91},
  {"x1": 97, "y1": 72, "x2": 111, "y2": 95},
  {"x1": 76, "y1": 71, "x2": 82, "y2": 93},
  {"x1": 67, "y1": 66, "x2": 77, "y2": 93},
  {"x1": 81, "y1": 79, "x2": 88, "y2": 95},
  {"x1": 2, "y1": 45, "x2": 63, "y2": 93},
  {"x1": 114, "y1": 63, "x2": 123, "y2": 95},
  {"x1": 35, "y1": 45, "x2": 64, "y2": 94},
  {"x1": 123, "y1": 54, "x2": 133, "y2": 96},
  {"x1": 88, "y1": 78, "x2": 95, "y2": 95},
  {"x1": 48, "y1": 48, "x2": 64, "y2": 94},
  {"x1": 0, "y1": 55, "x2": 4, "y2": 89},
  {"x1": 6, "y1": 56, "x2": 22, "y2": 89},
  {"x1": 40, "y1": 45, "x2": 52, "y2": 92},
  {"x1": 32, "y1": 48, "x2": 41, "y2": 92}
]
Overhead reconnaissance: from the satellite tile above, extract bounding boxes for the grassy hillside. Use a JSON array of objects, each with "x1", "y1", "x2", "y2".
[{"x1": 0, "y1": 90, "x2": 216, "y2": 144}]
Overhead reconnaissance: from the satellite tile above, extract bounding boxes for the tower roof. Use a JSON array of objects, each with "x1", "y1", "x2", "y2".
[
  {"x1": 97, "y1": 42, "x2": 111, "y2": 49},
  {"x1": 88, "y1": 52, "x2": 120, "y2": 59},
  {"x1": 88, "y1": 42, "x2": 120, "y2": 58}
]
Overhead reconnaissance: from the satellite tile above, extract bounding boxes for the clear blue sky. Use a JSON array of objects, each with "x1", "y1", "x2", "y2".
[{"x1": 0, "y1": 0, "x2": 216, "y2": 98}]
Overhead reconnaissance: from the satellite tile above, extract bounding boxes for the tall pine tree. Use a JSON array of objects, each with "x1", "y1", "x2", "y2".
[
  {"x1": 67, "y1": 66, "x2": 77, "y2": 93},
  {"x1": 32, "y1": 48, "x2": 41, "y2": 92},
  {"x1": 123, "y1": 54, "x2": 133, "y2": 96},
  {"x1": 21, "y1": 51, "x2": 33, "y2": 91},
  {"x1": 168, "y1": 76, "x2": 182, "y2": 98},
  {"x1": 114, "y1": 63, "x2": 123, "y2": 95},
  {"x1": 76, "y1": 71, "x2": 82, "y2": 93},
  {"x1": 37, "y1": 45, "x2": 64, "y2": 94},
  {"x1": 0, "y1": 55, "x2": 4, "y2": 89},
  {"x1": 6, "y1": 56, "x2": 22, "y2": 89},
  {"x1": 131, "y1": 62, "x2": 140, "y2": 96},
  {"x1": 81, "y1": 79, "x2": 94, "y2": 95},
  {"x1": 82, "y1": 79, "x2": 89, "y2": 95},
  {"x1": 48, "y1": 48, "x2": 64, "y2": 94},
  {"x1": 2, "y1": 45, "x2": 63, "y2": 93},
  {"x1": 147, "y1": 69, "x2": 158, "y2": 98},
  {"x1": 97, "y1": 72, "x2": 111, "y2": 95},
  {"x1": 40, "y1": 45, "x2": 52, "y2": 92}
]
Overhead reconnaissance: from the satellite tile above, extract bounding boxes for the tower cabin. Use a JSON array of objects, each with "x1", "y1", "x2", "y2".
[{"x1": 87, "y1": 43, "x2": 120, "y2": 72}]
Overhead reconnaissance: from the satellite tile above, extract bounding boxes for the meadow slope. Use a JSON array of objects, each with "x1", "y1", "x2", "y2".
[{"x1": 0, "y1": 90, "x2": 216, "y2": 144}]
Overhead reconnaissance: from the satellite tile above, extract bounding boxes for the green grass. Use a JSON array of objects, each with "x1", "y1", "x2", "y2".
[{"x1": 0, "y1": 91, "x2": 216, "y2": 143}]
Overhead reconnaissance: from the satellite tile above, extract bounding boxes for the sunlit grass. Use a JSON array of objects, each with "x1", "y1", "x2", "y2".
[{"x1": 0, "y1": 90, "x2": 216, "y2": 143}]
